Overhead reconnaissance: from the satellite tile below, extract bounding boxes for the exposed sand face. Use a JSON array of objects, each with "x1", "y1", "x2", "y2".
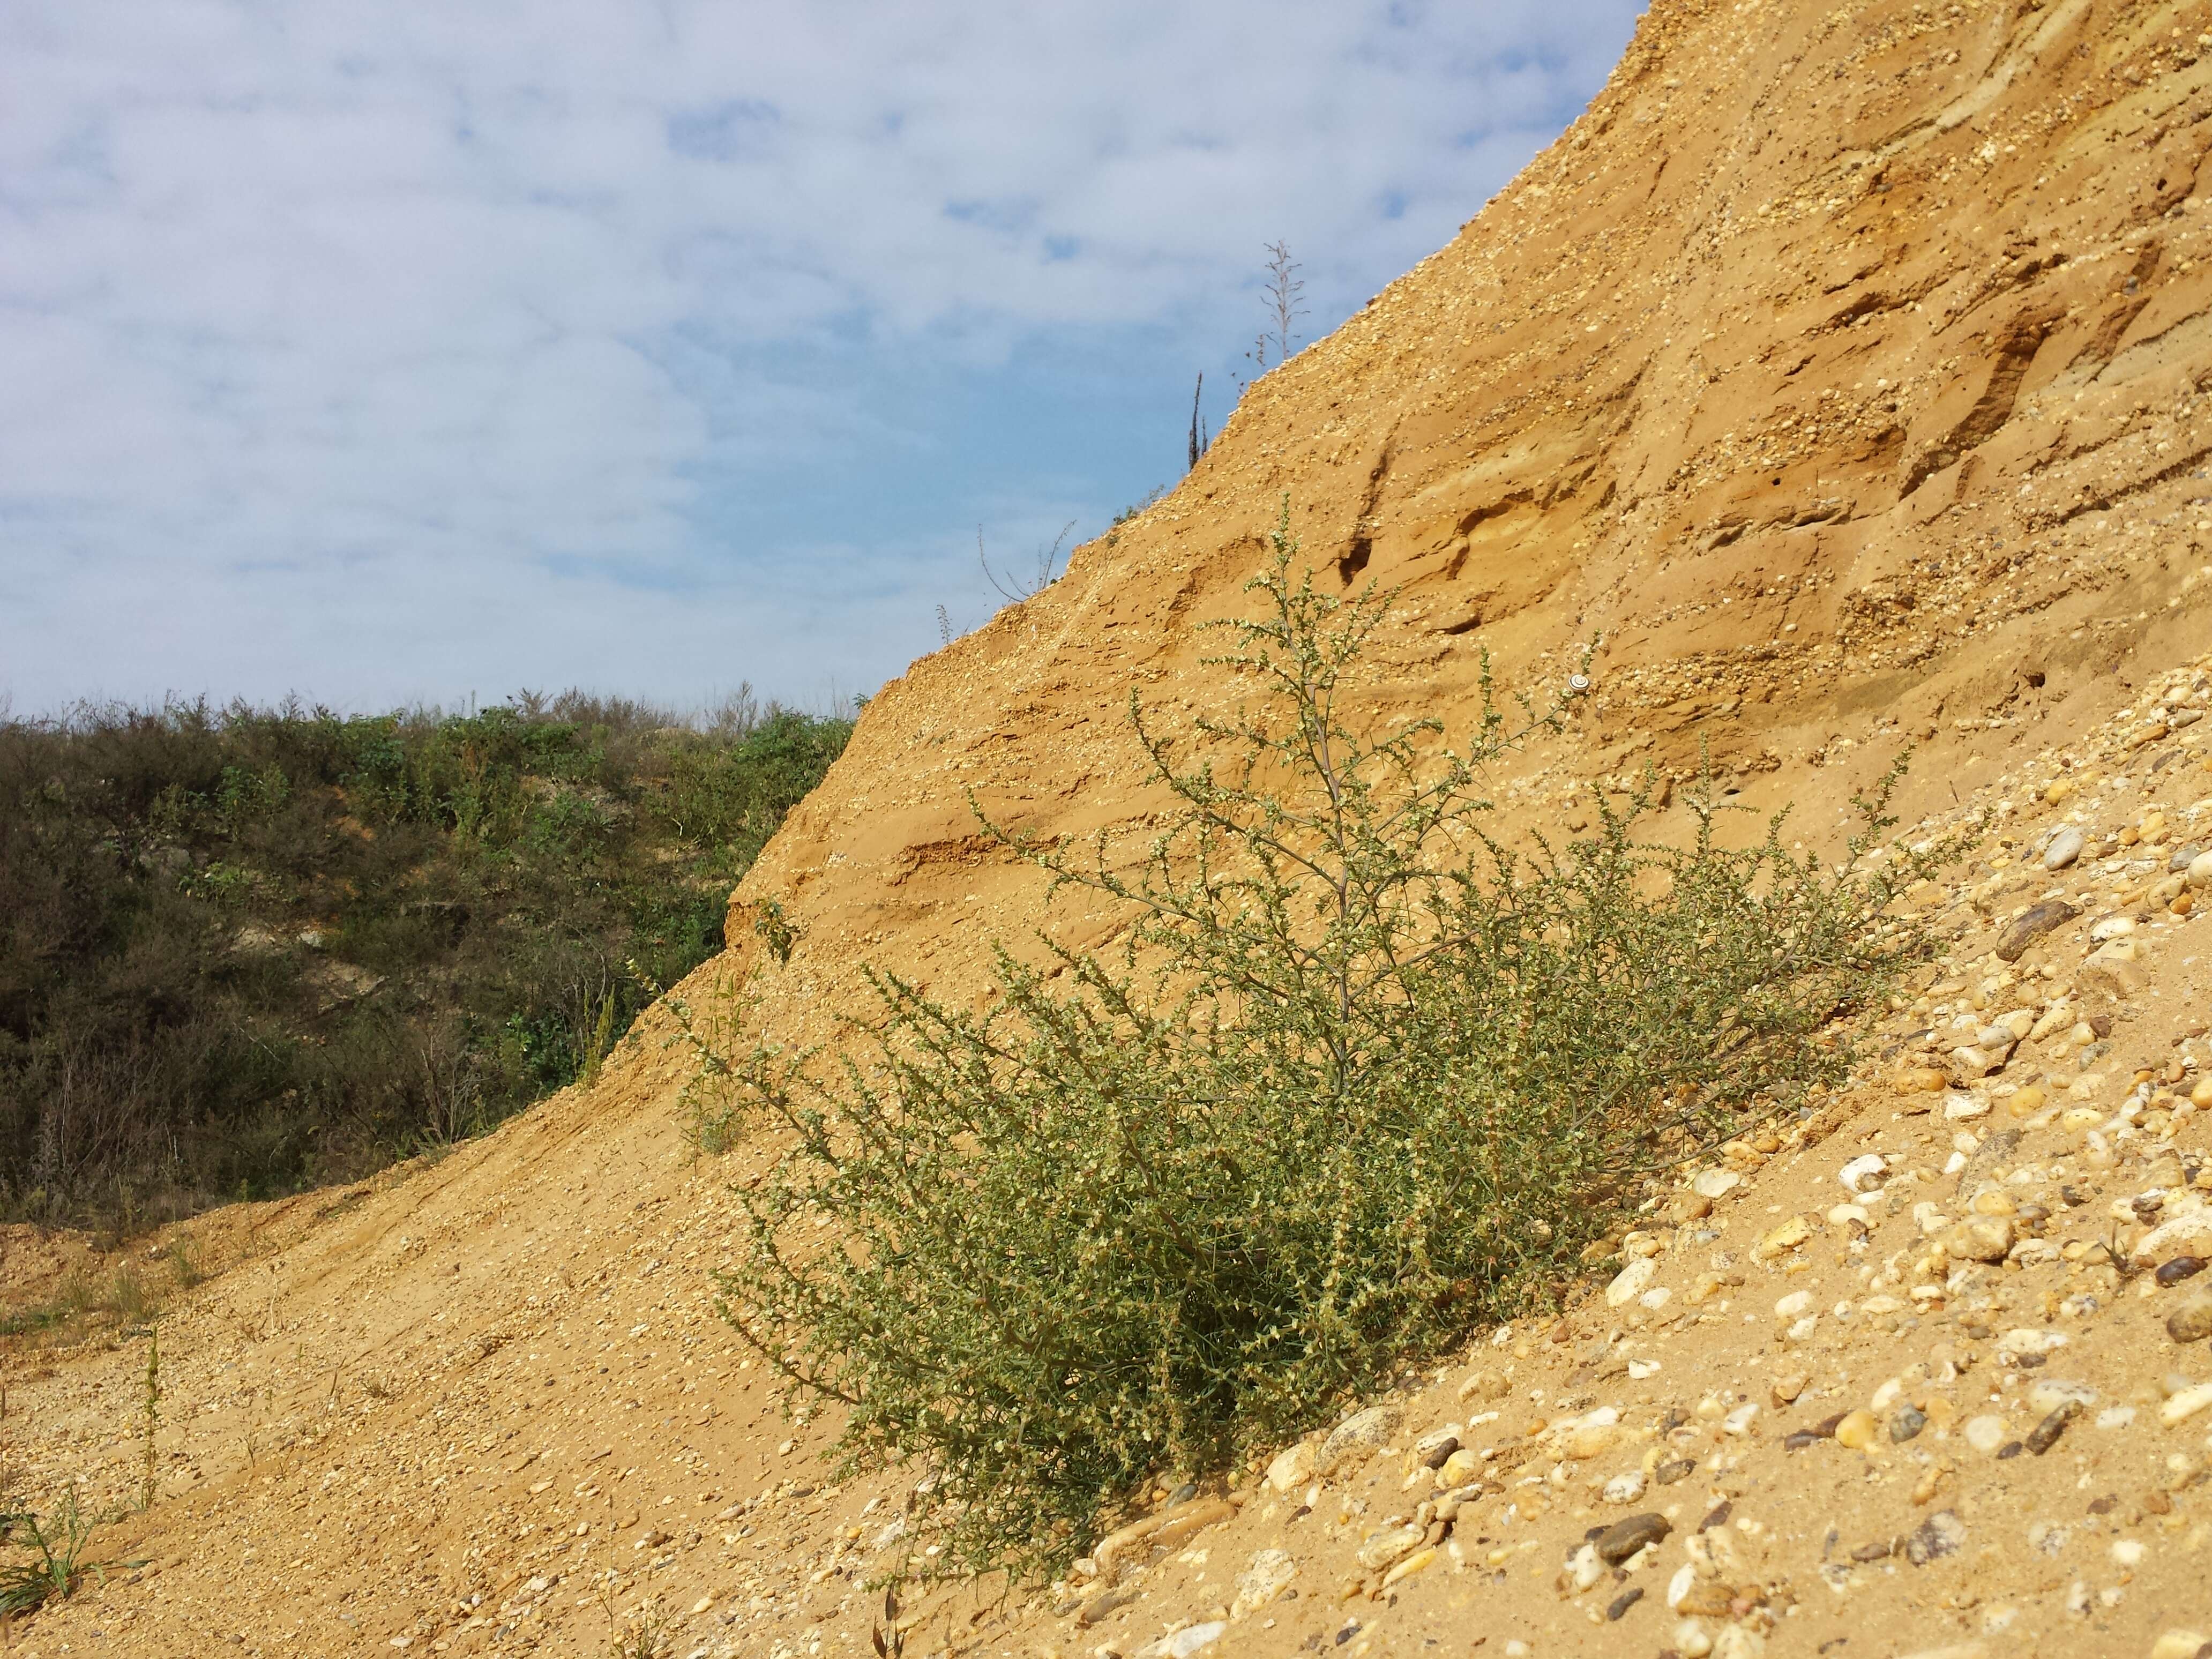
[{"x1": 12, "y1": 0, "x2": 2212, "y2": 1652}]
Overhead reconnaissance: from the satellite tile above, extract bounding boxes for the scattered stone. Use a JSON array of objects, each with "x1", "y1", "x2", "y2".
[
  {"x1": 1266, "y1": 1441, "x2": 1316, "y2": 1494},
  {"x1": 2161, "y1": 1380, "x2": 2212, "y2": 1426},
  {"x1": 1355, "y1": 1525, "x2": 1424, "y2": 1572},
  {"x1": 1653, "y1": 1458, "x2": 1697, "y2": 1485},
  {"x1": 1379, "y1": 1545, "x2": 1438, "y2": 1590},
  {"x1": 2166, "y1": 1294, "x2": 2212, "y2": 1346},
  {"x1": 1964, "y1": 1415, "x2": 2008, "y2": 1453},
  {"x1": 1603, "y1": 1469, "x2": 1647, "y2": 1504},
  {"x1": 1317, "y1": 1405, "x2": 1402, "y2": 1475},
  {"x1": 1605, "y1": 1257, "x2": 1657, "y2": 1306},
  {"x1": 1835, "y1": 1409, "x2": 1882, "y2": 1451},
  {"x1": 1594, "y1": 1512, "x2": 1671, "y2": 1565},
  {"x1": 1411, "y1": 1428, "x2": 1460, "y2": 1469},
  {"x1": 2151, "y1": 1632, "x2": 2211, "y2": 1659},
  {"x1": 1605, "y1": 1585, "x2": 1644, "y2": 1621},
  {"x1": 2045, "y1": 826, "x2": 2087, "y2": 870},
  {"x1": 2027, "y1": 1400, "x2": 2083, "y2": 1454},
  {"x1": 1944, "y1": 1217, "x2": 2014, "y2": 1263},
  {"x1": 1456, "y1": 1368, "x2": 1509, "y2": 1403},
  {"x1": 1078, "y1": 1590, "x2": 1138, "y2": 1627},
  {"x1": 1692, "y1": 1169, "x2": 1743, "y2": 1200},
  {"x1": 1839, "y1": 1154, "x2": 1888, "y2": 1193},
  {"x1": 1952, "y1": 1129, "x2": 2021, "y2": 1199},
  {"x1": 1905, "y1": 1509, "x2": 1968, "y2": 1564},
  {"x1": 1997, "y1": 900, "x2": 2077, "y2": 960},
  {"x1": 1163, "y1": 1620, "x2": 1224, "y2": 1658},
  {"x1": 1230, "y1": 1549, "x2": 1295, "y2": 1617}
]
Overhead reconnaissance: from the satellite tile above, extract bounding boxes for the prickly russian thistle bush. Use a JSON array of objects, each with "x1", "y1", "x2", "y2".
[{"x1": 712, "y1": 515, "x2": 1945, "y2": 1577}]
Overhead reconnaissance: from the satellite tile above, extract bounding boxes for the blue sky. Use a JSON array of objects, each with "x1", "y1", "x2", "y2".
[{"x1": 0, "y1": 0, "x2": 1643, "y2": 715}]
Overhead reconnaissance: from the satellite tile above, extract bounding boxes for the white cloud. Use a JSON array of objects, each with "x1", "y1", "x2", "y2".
[{"x1": 0, "y1": 0, "x2": 1639, "y2": 710}]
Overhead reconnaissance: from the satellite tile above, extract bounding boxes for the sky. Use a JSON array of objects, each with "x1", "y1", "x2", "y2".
[{"x1": 0, "y1": 0, "x2": 1643, "y2": 717}]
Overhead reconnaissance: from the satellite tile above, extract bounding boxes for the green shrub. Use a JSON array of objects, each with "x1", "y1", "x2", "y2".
[
  {"x1": 0, "y1": 689, "x2": 850, "y2": 1231},
  {"x1": 711, "y1": 513, "x2": 1949, "y2": 1578}
]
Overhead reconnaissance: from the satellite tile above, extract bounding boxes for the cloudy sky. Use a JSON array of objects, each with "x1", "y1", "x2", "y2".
[{"x1": 1, "y1": 1, "x2": 1641, "y2": 716}]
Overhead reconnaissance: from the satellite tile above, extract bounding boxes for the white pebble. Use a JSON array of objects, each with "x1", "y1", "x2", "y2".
[
  {"x1": 1839, "y1": 1154, "x2": 1887, "y2": 1193},
  {"x1": 1603, "y1": 1470, "x2": 1646, "y2": 1504},
  {"x1": 2162, "y1": 1381, "x2": 2212, "y2": 1426},
  {"x1": 1965, "y1": 1414, "x2": 2009, "y2": 1452},
  {"x1": 1605, "y1": 1258, "x2": 1656, "y2": 1307}
]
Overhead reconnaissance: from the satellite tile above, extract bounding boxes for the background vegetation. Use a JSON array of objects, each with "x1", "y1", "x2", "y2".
[
  {"x1": 706, "y1": 524, "x2": 1946, "y2": 1579},
  {"x1": 0, "y1": 687, "x2": 849, "y2": 1231}
]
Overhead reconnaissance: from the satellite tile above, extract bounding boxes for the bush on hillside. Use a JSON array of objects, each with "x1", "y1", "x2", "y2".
[
  {"x1": 709, "y1": 516, "x2": 1949, "y2": 1578},
  {"x1": 0, "y1": 690, "x2": 849, "y2": 1231}
]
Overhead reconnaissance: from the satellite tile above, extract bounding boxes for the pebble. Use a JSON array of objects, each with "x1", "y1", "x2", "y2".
[
  {"x1": 1230, "y1": 1549, "x2": 1295, "y2": 1617},
  {"x1": 1891, "y1": 1404, "x2": 1928, "y2": 1443},
  {"x1": 1411, "y1": 1426, "x2": 1460, "y2": 1469},
  {"x1": 1567, "y1": 1541, "x2": 1605, "y2": 1590},
  {"x1": 1673, "y1": 1619, "x2": 1715, "y2": 1657},
  {"x1": 1905, "y1": 1509, "x2": 1968, "y2": 1564},
  {"x1": 1595, "y1": 1512, "x2": 1671, "y2": 1564},
  {"x1": 2160, "y1": 1380, "x2": 2212, "y2": 1426},
  {"x1": 1835, "y1": 1409, "x2": 1882, "y2": 1450},
  {"x1": 1438, "y1": 1446, "x2": 1483, "y2": 1485},
  {"x1": 1603, "y1": 1470, "x2": 1647, "y2": 1504},
  {"x1": 1318, "y1": 1405, "x2": 1402, "y2": 1475},
  {"x1": 1996, "y1": 899, "x2": 2077, "y2": 960},
  {"x1": 1355, "y1": 1525, "x2": 1425, "y2": 1571},
  {"x1": 1605, "y1": 1258, "x2": 1657, "y2": 1306},
  {"x1": 1755, "y1": 1215, "x2": 1812, "y2": 1260},
  {"x1": 2026, "y1": 1400, "x2": 2082, "y2": 1454},
  {"x1": 1457, "y1": 1368, "x2": 1509, "y2": 1403},
  {"x1": 1945, "y1": 1217, "x2": 2014, "y2": 1262},
  {"x1": 1840, "y1": 1154, "x2": 1888, "y2": 1192},
  {"x1": 2151, "y1": 1632, "x2": 2210, "y2": 1659},
  {"x1": 2045, "y1": 826, "x2": 2087, "y2": 869},
  {"x1": 2191, "y1": 849, "x2": 2212, "y2": 889},
  {"x1": 2166, "y1": 1294, "x2": 2212, "y2": 1344},
  {"x1": 1164, "y1": 1620, "x2": 1224, "y2": 1658},
  {"x1": 1692, "y1": 1169, "x2": 1744, "y2": 1200},
  {"x1": 1265, "y1": 1441, "x2": 1316, "y2": 1493},
  {"x1": 1964, "y1": 1414, "x2": 2009, "y2": 1452}
]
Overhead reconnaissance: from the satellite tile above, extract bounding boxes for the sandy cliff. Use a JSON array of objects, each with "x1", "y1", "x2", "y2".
[{"x1": 12, "y1": 0, "x2": 2212, "y2": 1653}]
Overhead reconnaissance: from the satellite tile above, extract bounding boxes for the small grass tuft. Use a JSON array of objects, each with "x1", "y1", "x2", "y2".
[{"x1": 0, "y1": 1489, "x2": 101, "y2": 1615}]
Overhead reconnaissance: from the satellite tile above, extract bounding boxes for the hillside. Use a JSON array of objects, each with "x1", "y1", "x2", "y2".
[{"x1": 10, "y1": 0, "x2": 2212, "y2": 1654}]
